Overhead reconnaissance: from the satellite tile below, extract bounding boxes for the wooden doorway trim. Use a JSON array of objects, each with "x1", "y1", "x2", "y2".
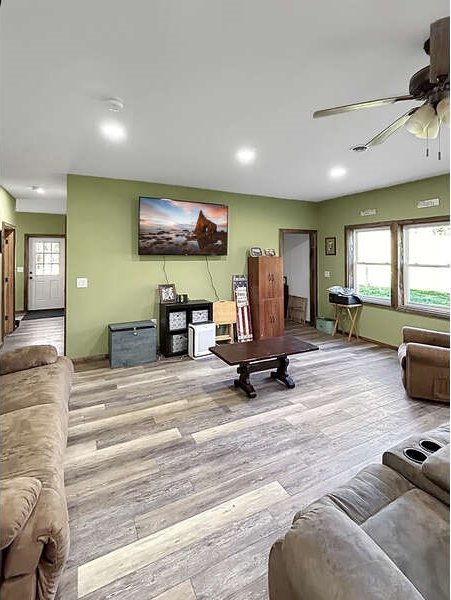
[
  {"x1": 279, "y1": 229, "x2": 318, "y2": 324},
  {"x1": 1, "y1": 222, "x2": 16, "y2": 342},
  {"x1": 24, "y1": 234, "x2": 66, "y2": 312}
]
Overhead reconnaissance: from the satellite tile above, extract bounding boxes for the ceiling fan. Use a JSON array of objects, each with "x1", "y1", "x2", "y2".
[{"x1": 313, "y1": 17, "x2": 450, "y2": 155}]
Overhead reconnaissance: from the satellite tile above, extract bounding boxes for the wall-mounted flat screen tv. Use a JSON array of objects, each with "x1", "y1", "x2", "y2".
[{"x1": 138, "y1": 197, "x2": 228, "y2": 256}]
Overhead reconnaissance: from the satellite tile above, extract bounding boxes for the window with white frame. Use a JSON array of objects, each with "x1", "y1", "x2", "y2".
[
  {"x1": 402, "y1": 222, "x2": 450, "y2": 311},
  {"x1": 351, "y1": 226, "x2": 391, "y2": 303}
]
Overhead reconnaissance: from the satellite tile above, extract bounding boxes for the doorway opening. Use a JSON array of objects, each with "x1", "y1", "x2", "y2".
[
  {"x1": 1, "y1": 222, "x2": 16, "y2": 341},
  {"x1": 279, "y1": 229, "x2": 317, "y2": 324}
]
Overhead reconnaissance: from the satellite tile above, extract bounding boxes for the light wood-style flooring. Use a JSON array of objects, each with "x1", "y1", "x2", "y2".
[
  {"x1": 0, "y1": 315, "x2": 64, "y2": 355},
  {"x1": 4, "y1": 320, "x2": 449, "y2": 599}
]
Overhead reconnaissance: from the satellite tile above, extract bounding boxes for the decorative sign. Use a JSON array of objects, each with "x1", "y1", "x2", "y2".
[
  {"x1": 417, "y1": 198, "x2": 440, "y2": 209},
  {"x1": 235, "y1": 287, "x2": 248, "y2": 308},
  {"x1": 360, "y1": 208, "x2": 377, "y2": 217},
  {"x1": 232, "y1": 275, "x2": 253, "y2": 342}
]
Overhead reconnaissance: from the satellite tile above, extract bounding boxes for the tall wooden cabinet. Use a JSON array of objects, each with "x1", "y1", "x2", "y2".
[{"x1": 248, "y1": 256, "x2": 284, "y2": 339}]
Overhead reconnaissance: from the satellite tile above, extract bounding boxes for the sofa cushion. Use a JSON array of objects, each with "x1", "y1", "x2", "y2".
[
  {"x1": 294, "y1": 464, "x2": 414, "y2": 526},
  {"x1": 0, "y1": 357, "x2": 73, "y2": 416},
  {"x1": 0, "y1": 345, "x2": 58, "y2": 376},
  {"x1": 0, "y1": 477, "x2": 42, "y2": 550},
  {"x1": 422, "y1": 445, "x2": 450, "y2": 493},
  {"x1": 362, "y1": 488, "x2": 450, "y2": 600},
  {"x1": 282, "y1": 501, "x2": 424, "y2": 600},
  {"x1": 0, "y1": 404, "x2": 67, "y2": 492}
]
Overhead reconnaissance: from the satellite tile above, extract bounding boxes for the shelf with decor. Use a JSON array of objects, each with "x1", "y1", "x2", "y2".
[{"x1": 159, "y1": 299, "x2": 213, "y2": 357}]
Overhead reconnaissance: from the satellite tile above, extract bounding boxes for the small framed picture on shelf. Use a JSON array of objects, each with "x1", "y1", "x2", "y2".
[
  {"x1": 158, "y1": 283, "x2": 177, "y2": 304},
  {"x1": 325, "y1": 237, "x2": 336, "y2": 256},
  {"x1": 264, "y1": 248, "x2": 276, "y2": 256},
  {"x1": 249, "y1": 247, "x2": 263, "y2": 257}
]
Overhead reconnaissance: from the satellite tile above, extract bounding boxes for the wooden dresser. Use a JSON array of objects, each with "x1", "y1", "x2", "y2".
[{"x1": 248, "y1": 256, "x2": 284, "y2": 339}]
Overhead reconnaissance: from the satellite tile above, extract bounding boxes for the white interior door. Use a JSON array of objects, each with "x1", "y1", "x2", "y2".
[{"x1": 28, "y1": 237, "x2": 65, "y2": 310}]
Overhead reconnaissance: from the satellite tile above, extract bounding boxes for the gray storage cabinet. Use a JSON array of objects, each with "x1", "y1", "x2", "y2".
[{"x1": 108, "y1": 320, "x2": 156, "y2": 368}]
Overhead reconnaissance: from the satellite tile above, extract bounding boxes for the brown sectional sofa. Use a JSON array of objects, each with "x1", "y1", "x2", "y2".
[
  {"x1": 269, "y1": 423, "x2": 450, "y2": 600},
  {"x1": 0, "y1": 345, "x2": 73, "y2": 600},
  {"x1": 398, "y1": 326, "x2": 450, "y2": 402}
]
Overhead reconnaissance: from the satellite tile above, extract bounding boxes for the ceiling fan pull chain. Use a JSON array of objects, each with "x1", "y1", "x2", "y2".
[
  {"x1": 438, "y1": 127, "x2": 442, "y2": 160},
  {"x1": 425, "y1": 128, "x2": 429, "y2": 157}
]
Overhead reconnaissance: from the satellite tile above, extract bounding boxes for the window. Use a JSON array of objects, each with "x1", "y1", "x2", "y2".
[
  {"x1": 353, "y1": 227, "x2": 391, "y2": 303},
  {"x1": 346, "y1": 217, "x2": 450, "y2": 318},
  {"x1": 35, "y1": 241, "x2": 60, "y2": 276},
  {"x1": 403, "y1": 223, "x2": 450, "y2": 311}
]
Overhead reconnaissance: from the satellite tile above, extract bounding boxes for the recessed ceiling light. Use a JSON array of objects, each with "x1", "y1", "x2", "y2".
[
  {"x1": 329, "y1": 166, "x2": 347, "y2": 178},
  {"x1": 100, "y1": 121, "x2": 126, "y2": 142},
  {"x1": 236, "y1": 147, "x2": 256, "y2": 165},
  {"x1": 31, "y1": 186, "x2": 45, "y2": 194}
]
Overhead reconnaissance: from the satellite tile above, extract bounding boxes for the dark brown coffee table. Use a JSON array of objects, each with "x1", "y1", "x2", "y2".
[{"x1": 209, "y1": 335, "x2": 319, "y2": 398}]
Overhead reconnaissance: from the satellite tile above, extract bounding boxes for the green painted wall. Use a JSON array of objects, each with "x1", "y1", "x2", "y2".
[
  {"x1": 66, "y1": 174, "x2": 319, "y2": 358},
  {"x1": 66, "y1": 174, "x2": 449, "y2": 358},
  {"x1": 14, "y1": 212, "x2": 66, "y2": 311},
  {"x1": 0, "y1": 186, "x2": 16, "y2": 227},
  {"x1": 318, "y1": 175, "x2": 450, "y2": 346}
]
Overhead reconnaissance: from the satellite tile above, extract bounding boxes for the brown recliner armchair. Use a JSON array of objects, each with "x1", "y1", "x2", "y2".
[{"x1": 398, "y1": 326, "x2": 450, "y2": 402}]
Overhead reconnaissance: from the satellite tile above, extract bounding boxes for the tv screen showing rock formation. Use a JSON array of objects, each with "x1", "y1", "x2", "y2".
[{"x1": 138, "y1": 197, "x2": 228, "y2": 255}]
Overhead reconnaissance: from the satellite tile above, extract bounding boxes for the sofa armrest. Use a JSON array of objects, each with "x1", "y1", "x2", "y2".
[
  {"x1": 0, "y1": 345, "x2": 58, "y2": 375},
  {"x1": 0, "y1": 477, "x2": 42, "y2": 550},
  {"x1": 2, "y1": 487, "x2": 69, "y2": 598},
  {"x1": 406, "y1": 343, "x2": 450, "y2": 368},
  {"x1": 269, "y1": 505, "x2": 424, "y2": 600},
  {"x1": 422, "y1": 445, "x2": 450, "y2": 493},
  {"x1": 402, "y1": 326, "x2": 450, "y2": 348},
  {"x1": 405, "y1": 343, "x2": 450, "y2": 402}
]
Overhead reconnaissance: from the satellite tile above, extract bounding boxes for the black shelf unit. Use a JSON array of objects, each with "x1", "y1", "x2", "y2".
[{"x1": 159, "y1": 299, "x2": 213, "y2": 357}]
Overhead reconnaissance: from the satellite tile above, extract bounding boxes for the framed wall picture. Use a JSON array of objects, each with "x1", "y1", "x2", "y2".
[
  {"x1": 264, "y1": 248, "x2": 276, "y2": 256},
  {"x1": 249, "y1": 247, "x2": 263, "y2": 257},
  {"x1": 325, "y1": 237, "x2": 336, "y2": 256},
  {"x1": 159, "y1": 283, "x2": 177, "y2": 304}
]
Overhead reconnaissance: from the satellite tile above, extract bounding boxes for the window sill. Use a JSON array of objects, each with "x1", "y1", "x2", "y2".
[
  {"x1": 397, "y1": 305, "x2": 450, "y2": 320},
  {"x1": 361, "y1": 301, "x2": 449, "y2": 320},
  {"x1": 360, "y1": 299, "x2": 391, "y2": 308}
]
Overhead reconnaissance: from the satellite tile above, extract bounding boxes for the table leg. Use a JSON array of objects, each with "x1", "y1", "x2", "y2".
[
  {"x1": 332, "y1": 304, "x2": 340, "y2": 336},
  {"x1": 270, "y1": 356, "x2": 295, "y2": 389},
  {"x1": 234, "y1": 363, "x2": 257, "y2": 398},
  {"x1": 347, "y1": 307, "x2": 359, "y2": 341}
]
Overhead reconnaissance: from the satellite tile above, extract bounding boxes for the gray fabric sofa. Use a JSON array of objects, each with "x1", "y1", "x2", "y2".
[{"x1": 269, "y1": 423, "x2": 450, "y2": 600}]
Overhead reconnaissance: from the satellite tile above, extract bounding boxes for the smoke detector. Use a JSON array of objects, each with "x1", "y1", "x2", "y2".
[{"x1": 106, "y1": 97, "x2": 124, "y2": 113}]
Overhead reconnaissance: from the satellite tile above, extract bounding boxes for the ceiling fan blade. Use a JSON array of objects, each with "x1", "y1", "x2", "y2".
[
  {"x1": 429, "y1": 16, "x2": 450, "y2": 83},
  {"x1": 313, "y1": 95, "x2": 416, "y2": 118},
  {"x1": 363, "y1": 108, "x2": 418, "y2": 147}
]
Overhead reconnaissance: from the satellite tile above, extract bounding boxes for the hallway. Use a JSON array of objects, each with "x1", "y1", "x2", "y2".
[{"x1": 0, "y1": 316, "x2": 64, "y2": 355}]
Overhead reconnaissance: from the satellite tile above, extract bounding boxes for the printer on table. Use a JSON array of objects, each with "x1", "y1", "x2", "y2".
[{"x1": 328, "y1": 286, "x2": 363, "y2": 305}]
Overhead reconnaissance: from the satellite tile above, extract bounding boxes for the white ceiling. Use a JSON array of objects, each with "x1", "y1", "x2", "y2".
[{"x1": 1, "y1": 0, "x2": 449, "y2": 213}]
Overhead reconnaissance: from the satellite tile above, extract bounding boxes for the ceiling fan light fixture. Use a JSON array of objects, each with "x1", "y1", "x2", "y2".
[
  {"x1": 414, "y1": 113, "x2": 440, "y2": 139},
  {"x1": 405, "y1": 104, "x2": 436, "y2": 136},
  {"x1": 437, "y1": 97, "x2": 450, "y2": 125}
]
